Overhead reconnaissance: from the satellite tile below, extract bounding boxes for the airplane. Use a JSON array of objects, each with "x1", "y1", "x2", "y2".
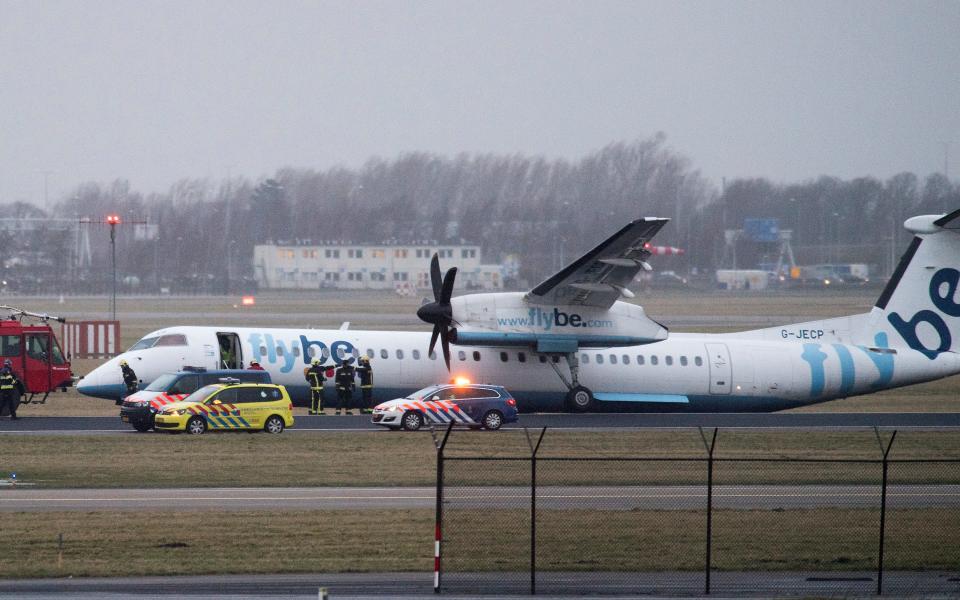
[{"x1": 78, "y1": 209, "x2": 960, "y2": 413}]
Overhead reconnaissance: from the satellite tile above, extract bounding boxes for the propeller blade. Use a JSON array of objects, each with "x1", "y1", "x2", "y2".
[
  {"x1": 430, "y1": 254, "x2": 442, "y2": 300},
  {"x1": 439, "y1": 326, "x2": 451, "y2": 371},
  {"x1": 428, "y1": 325, "x2": 440, "y2": 357},
  {"x1": 440, "y1": 266, "x2": 458, "y2": 303}
]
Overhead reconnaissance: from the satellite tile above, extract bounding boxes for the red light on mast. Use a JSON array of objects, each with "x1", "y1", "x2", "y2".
[{"x1": 106, "y1": 214, "x2": 121, "y2": 225}]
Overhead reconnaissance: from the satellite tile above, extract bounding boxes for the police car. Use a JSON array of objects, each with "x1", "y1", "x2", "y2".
[
  {"x1": 120, "y1": 367, "x2": 271, "y2": 432},
  {"x1": 372, "y1": 383, "x2": 518, "y2": 431},
  {"x1": 153, "y1": 381, "x2": 293, "y2": 434}
]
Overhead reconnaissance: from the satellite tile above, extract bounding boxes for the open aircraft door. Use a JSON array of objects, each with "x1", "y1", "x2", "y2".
[{"x1": 704, "y1": 342, "x2": 732, "y2": 395}]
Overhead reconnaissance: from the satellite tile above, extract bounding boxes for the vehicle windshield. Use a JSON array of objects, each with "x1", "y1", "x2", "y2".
[
  {"x1": 145, "y1": 374, "x2": 178, "y2": 392},
  {"x1": 180, "y1": 384, "x2": 223, "y2": 404}
]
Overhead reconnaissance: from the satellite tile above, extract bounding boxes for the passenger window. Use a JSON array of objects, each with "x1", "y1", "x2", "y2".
[
  {"x1": 473, "y1": 351, "x2": 481, "y2": 362},
  {"x1": 466, "y1": 387, "x2": 500, "y2": 399},
  {"x1": 260, "y1": 346, "x2": 267, "y2": 356},
  {"x1": 412, "y1": 350, "x2": 421, "y2": 360},
  {"x1": 26, "y1": 334, "x2": 49, "y2": 361},
  {"x1": 609, "y1": 354, "x2": 617, "y2": 365},
  {"x1": 622, "y1": 355, "x2": 630, "y2": 365},
  {"x1": 458, "y1": 350, "x2": 466, "y2": 361},
  {"x1": 0, "y1": 335, "x2": 21, "y2": 357},
  {"x1": 276, "y1": 346, "x2": 284, "y2": 356},
  {"x1": 210, "y1": 388, "x2": 238, "y2": 403},
  {"x1": 396, "y1": 349, "x2": 404, "y2": 360},
  {"x1": 695, "y1": 356, "x2": 703, "y2": 367},
  {"x1": 292, "y1": 346, "x2": 300, "y2": 357},
  {"x1": 651, "y1": 355, "x2": 659, "y2": 365},
  {"x1": 552, "y1": 356, "x2": 560, "y2": 363},
  {"x1": 680, "y1": 356, "x2": 688, "y2": 366},
  {"x1": 237, "y1": 388, "x2": 264, "y2": 403},
  {"x1": 581, "y1": 354, "x2": 589, "y2": 364},
  {"x1": 538, "y1": 355, "x2": 547, "y2": 363},
  {"x1": 500, "y1": 352, "x2": 508, "y2": 363},
  {"x1": 666, "y1": 356, "x2": 673, "y2": 366},
  {"x1": 380, "y1": 349, "x2": 388, "y2": 359},
  {"x1": 595, "y1": 354, "x2": 604, "y2": 364},
  {"x1": 518, "y1": 352, "x2": 526, "y2": 363},
  {"x1": 637, "y1": 355, "x2": 645, "y2": 365},
  {"x1": 366, "y1": 349, "x2": 374, "y2": 358},
  {"x1": 336, "y1": 348, "x2": 347, "y2": 360},
  {"x1": 429, "y1": 351, "x2": 436, "y2": 360}
]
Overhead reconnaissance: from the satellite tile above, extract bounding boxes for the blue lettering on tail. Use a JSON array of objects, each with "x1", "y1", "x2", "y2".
[
  {"x1": 801, "y1": 344, "x2": 828, "y2": 398},
  {"x1": 857, "y1": 332, "x2": 895, "y2": 389},
  {"x1": 832, "y1": 344, "x2": 855, "y2": 396}
]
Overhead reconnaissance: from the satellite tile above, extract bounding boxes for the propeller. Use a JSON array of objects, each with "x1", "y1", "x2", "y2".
[{"x1": 416, "y1": 254, "x2": 458, "y2": 370}]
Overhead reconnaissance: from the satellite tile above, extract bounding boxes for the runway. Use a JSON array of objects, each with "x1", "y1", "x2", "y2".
[
  {"x1": 1, "y1": 412, "x2": 959, "y2": 434},
  {"x1": 1, "y1": 484, "x2": 957, "y2": 512}
]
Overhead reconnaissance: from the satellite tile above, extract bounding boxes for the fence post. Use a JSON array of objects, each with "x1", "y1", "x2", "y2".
[
  {"x1": 524, "y1": 427, "x2": 547, "y2": 595},
  {"x1": 432, "y1": 422, "x2": 454, "y2": 594},
  {"x1": 699, "y1": 427, "x2": 719, "y2": 595},
  {"x1": 873, "y1": 428, "x2": 897, "y2": 595}
]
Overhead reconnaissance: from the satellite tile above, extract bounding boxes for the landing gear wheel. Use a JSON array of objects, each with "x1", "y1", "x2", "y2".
[
  {"x1": 565, "y1": 386, "x2": 595, "y2": 413},
  {"x1": 401, "y1": 411, "x2": 423, "y2": 431},
  {"x1": 186, "y1": 416, "x2": 207, "y2": 435},
  {"x1": 481, "y1": 410, "x2": 504, "y2": 431}
]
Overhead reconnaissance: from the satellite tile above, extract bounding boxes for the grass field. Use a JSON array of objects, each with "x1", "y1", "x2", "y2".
[{"x1": 1, "y1": 507, "x2": 955, "y2": 578}]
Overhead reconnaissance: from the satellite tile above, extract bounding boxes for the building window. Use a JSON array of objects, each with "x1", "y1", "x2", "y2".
[
  {"x1": 394, "y1": 249, "x2": 408, "y2": 258},
  {"x1": 348, "y1": 249, "x2": 363, "y2": 259},
  {"x1": 325, "y1": 272, "x2": 340, "y2": 281},
  {"x1": 370, "y1": 272, "x2": 386, "y2": 282},
  {"x1": 324, "y1": 249, "x2": 340, "y2": 259},
  {"x1": 371, "y1": 249, "x2": 385, "y2": 259},
  {"x1": 393, "y1": 272, "x2": 409, "y2": 282}
]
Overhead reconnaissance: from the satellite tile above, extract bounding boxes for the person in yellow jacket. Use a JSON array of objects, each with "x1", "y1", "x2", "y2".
[
  {"x1": 355, "y1": 356, "x2": 374, "y2": 414},
  {"x1": 305, "y1": 358, "x2": 327, "y2": 415},
  {"x1": 0, "y1": 359, "x2": 22, "y2": 420}
]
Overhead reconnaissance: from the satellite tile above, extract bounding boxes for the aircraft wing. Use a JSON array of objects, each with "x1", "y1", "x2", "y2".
[{"x1": 526, "y1": 217, "x2": 670, "y2": 309}]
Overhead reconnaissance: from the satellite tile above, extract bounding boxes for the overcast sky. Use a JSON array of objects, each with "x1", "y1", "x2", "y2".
[{"x1": 1, "y1": 0, "x2": 958, "y2": 206}]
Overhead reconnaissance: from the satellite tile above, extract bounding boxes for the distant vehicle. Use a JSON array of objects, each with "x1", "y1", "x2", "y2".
[
  {"x1": 153, "y1": 381, "x2": 293, "y2": 435},
  {"x1": 372, "y1": 383, "x2": 519, "y2": 431},
  {"x1": 120, "y1": 367, "x2": 272, "y2": 432},
  {"x1": 650, "y1": 270, "x2": 688, "y2": 288},
  {"x1": 0, "y1": 306, "x2": 73, "y2": 415}
]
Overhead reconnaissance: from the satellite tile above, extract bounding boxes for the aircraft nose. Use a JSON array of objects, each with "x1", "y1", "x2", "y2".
[{"x1": 76, "y1": 361, "x2": 125, "y2": 400}]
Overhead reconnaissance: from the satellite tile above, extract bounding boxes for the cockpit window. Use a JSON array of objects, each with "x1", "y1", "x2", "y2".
[
  {"x1": 129, "y1": 336, "x2": 159, "y2": 351},
  {"x1": 155, "y1": 334, "x2": 187, "y2": 347}
]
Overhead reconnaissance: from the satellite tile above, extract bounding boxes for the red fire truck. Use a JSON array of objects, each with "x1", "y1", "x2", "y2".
[{"x1": 0, "y1": 306, "x2": 73, "y2": 412}]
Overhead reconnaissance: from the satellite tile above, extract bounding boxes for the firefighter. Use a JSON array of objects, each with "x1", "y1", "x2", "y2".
[
  {"x1": 0, "y1": 359, "x2": 21, "y2": 420},
  {"x1": 119, "y1": 359, "x2": 139, "y2": 405},
  {"x1": 334, "y1": 357, "x2": 355, "y2": 415},
  {"x1": 356, "y1": 355, "x2": 374, "y2": 414},
  {"x1": 305, "y1": 357, "x2": 326, "y2": 414},
  {"x1": 248, "y1": 359, "x2": 265, "y2": 371}
]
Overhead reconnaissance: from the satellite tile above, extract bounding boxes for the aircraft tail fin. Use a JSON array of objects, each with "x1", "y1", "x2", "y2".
[{"x1": 866, "y1": 209, "x2": 960, "y2": 356}]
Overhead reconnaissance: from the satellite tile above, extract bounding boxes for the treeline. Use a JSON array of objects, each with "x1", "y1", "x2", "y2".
[{"x1": 3, "y1": 134, "x2": 959, "y2": 293}]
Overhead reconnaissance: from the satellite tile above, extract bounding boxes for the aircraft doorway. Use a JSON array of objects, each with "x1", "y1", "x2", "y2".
[
  {"x1": 217, "y1": 332, "x2": 243, "y2": 369},
  {"x1": 704, "y1": 342, "x2": 732, "y2": 395}
]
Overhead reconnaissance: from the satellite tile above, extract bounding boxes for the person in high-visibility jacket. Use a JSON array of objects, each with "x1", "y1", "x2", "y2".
[
  {"x1": 0, "y1": 359, "x2": 22, "y2": 420},
  {"x1": 119, "y1": 359, "x2": 139, "y2": 406},
  {"x1": 334, "y1": 358, "x2": 356, "y2": 415},
  {"x1": 355, "y1": 356, "x2": 374, "y2": 414},
  {"x1": 305, "y1": 358, "x2": 327, "y2": 414}
]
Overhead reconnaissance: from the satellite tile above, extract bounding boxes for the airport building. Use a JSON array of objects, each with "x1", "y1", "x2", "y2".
[{"x1": 253, "y1": 242, "x2": 504, "y2": 292}]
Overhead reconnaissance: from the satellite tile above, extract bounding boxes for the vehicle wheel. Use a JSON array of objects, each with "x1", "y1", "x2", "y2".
[
  {"x1": 565, "y1": 385, "x2": 595, "y2": 412},
  {"x1": 133, "y1": 421, "x2": 152, "y2": 433},
  {"x1": 264, "y1": 415, "x2": 285, "y2": 434},
  {"x1": 481, "y1": 410, "x2": 504, "y2": 431},
  {"x1": 186, "y1": 416, "x2": 206, "y2": 435},
  {"x1": 401, "y1": 411, "x2": 423, "y2": 431}
]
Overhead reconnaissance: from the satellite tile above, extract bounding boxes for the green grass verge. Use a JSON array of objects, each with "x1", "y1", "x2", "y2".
[
  {"x1": 2, "y1": 507, "x2": 956, "y2": 578},
  {"x1": 2, "y1": 430, "x2": 957, "y2": 489}
]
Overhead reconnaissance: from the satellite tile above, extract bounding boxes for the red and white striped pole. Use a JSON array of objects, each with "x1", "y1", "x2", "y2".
[{"x1": 433, "y1": 521, "x2": 441, "y2": 591}]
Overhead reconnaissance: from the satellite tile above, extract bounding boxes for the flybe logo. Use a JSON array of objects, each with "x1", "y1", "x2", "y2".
[
  {"x1": 497, "y1": 307, "x2": 614, "y2": 330},
  {"x1": 247, "y1": 333, "x2": 356, "y2": 374},
  {"x1": 887, "y1": 268, "x2": 959, "y2": 359}
]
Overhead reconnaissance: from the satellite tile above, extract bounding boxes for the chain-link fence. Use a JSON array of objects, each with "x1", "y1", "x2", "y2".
[{"x1": 432, "y1": 426, "x2": 960, "y2": 597}]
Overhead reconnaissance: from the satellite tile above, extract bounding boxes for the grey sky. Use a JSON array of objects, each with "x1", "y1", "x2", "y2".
[{"x1": 2, "y1": 0, "x2": 958, "y2": 206}]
